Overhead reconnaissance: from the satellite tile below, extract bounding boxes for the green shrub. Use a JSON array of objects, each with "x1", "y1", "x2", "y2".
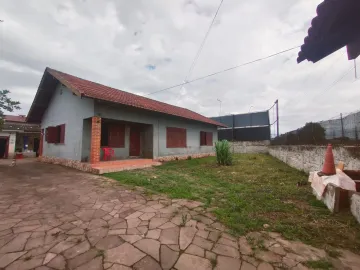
[{"x1": 215, "y1": 140, "x2": 232, "y2": 166}]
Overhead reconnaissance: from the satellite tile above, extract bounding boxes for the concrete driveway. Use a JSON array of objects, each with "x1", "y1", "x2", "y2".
[{"x1": 1, "y1": 160, "x2": 360, "y2": 270}]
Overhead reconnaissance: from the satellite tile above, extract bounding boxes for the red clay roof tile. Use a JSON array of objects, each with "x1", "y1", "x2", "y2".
[{"x1": 47, "y1": 68, "x2": 225, "y2": 127}]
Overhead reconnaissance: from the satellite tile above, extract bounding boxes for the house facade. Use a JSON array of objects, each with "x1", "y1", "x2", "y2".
[
  {"x1": 0, "y1": 115, "x2": 40, "y2": 158},
  {"x1": 27, "y1": 68, "x2": 224, "y2": 165}
]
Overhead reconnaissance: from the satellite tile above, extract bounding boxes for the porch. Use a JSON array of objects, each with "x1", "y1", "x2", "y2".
[
  {"x1": 90, "y1": 159, "x2": 161, "y2": 174},
  {"x1": 82, "y1": 116, "x2": 154, "y2": 164}
]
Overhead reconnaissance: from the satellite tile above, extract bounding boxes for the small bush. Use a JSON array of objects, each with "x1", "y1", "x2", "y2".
[{"x1": 215, "y1": 140, "x2": 232, "y2": 166}]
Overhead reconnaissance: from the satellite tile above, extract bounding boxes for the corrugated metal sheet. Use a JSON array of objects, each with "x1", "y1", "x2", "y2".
[{"x1": 211, "y1": 111, "x2": 270, "y2": 128}]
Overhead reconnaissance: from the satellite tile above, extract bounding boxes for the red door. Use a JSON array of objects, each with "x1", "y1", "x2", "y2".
[{"x1": 129, "y1": 128, "x2": 141, "y2": 156}]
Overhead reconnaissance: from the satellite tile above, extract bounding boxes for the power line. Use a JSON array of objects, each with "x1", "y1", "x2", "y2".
[
  {"x1": 310, "y1": 66, "x2": 354, "y2": 102},
  {"x1": 283, "y1": 65, "x2": 355, "y2": 110},
  {"x1": 174, "y1": 0, "x2": 223, "y2": 104},
  {"x1": 182, "y1": 0, "x2": 224, "y2": 84},
  {"x1": 145, "y1": 45, "x2": 300, "y2": 96}
]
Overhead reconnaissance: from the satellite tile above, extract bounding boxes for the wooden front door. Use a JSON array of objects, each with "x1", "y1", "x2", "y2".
[{"x1": 129, "y1": 128, "x2": 141, "y2": 156}]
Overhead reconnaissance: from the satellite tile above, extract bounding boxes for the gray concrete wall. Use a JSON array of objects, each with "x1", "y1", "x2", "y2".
[
  {"x1": 230, "y1": 141, "x2": 270, "y2": 153},
  {"x1": 41, "y1": 84, "x2": 94, "y2": 161},
  {"x1": 350, "y1": 192, "x2": 360, "y2": 224},
  {"x1": 95, "y1": 101, "x2": 217, "y2": 158},
  {"x1": 81, "y1": 118, "x2": 92, "y2": 162},
  {"x1": 269, "y1": 145, "x2": 360, "y2": 172}
]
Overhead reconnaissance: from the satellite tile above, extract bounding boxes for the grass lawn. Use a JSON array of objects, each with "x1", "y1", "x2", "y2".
[{"x1": 106, "y1": 153, "x2": 360, "y2": 252}]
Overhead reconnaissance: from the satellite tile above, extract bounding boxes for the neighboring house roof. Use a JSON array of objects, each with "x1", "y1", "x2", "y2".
[
  {"x1": 2, "y1": 115, "x2": 40, "y2": 132},
  {"x1": 4, "y1": 115, "x2": 26, "y2": 123},
  {"x1": 297, "y1": 0, "x2": 360, "y2": 63},
  {"x1": 27, "y1": 67, "x2": 226, "y2": 127}
]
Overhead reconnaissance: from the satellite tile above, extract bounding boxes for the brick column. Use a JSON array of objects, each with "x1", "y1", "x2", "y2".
[{"x1": 90, "y1": 116, "x2": 101, "y2": 164}]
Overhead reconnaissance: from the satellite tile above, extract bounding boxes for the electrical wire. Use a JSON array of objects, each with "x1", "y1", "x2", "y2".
[
  {"x1": 182, "y1": 0, "x2": 224, "y2": 84},
  {"x1": 310, "y1": 66, "x2": 355, "y2": 102},
  {"x1": 283, "y1": 65, "x2": 355, "y2": 110},
  {"x1": 145, "y1": 45, "x2": 300, "y2": 96}
]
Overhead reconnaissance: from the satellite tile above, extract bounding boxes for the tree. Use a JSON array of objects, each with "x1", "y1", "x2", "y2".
[{"x1": 0, "y1": 90, "x2": 21, "y2": 129}]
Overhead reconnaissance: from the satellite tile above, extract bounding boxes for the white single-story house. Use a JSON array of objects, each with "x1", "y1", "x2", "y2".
[{"x1": 26, "y1": 68, "x2": 225, "y2": 167}]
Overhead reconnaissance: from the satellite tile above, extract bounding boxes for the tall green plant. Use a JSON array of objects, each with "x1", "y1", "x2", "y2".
[{"x1": 215, "y1": 140, "x2": 232, "y2": 166}]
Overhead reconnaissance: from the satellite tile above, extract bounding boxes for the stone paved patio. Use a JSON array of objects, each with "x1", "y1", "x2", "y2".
[{"x1": 0, "y1": 160, "x2": 360, "y2": 270}]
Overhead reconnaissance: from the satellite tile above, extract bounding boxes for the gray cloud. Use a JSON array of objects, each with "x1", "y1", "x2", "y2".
[{"x1": 0, "y1": 0, "x2": 359, "y2": 134}]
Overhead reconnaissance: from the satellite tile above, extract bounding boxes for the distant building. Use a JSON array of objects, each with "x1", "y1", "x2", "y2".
[
  {"x1": 0, "y1": 115, "x2": 41, "y2": 158},
  {"x1": 211, "y1": 111, "x2": 271, "y2": 142}
]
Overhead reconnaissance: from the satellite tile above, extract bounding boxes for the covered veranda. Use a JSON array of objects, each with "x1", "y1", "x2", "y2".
[{"x1": 82, "y1": 116, "x2": 159, "y2": 173}]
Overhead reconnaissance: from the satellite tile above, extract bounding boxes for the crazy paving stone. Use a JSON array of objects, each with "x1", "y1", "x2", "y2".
[
  {"x1": 174, "y1": 254, "x2": 212, "y2": 270},
  {"x1": 109, "y1": 229, "x2": 126, "y2": 235},
  {"x1": 196, "y1": 230, "x2": 209, "y2": 239},
  {"x1": 88, "y1": 219, "x2": 107, "y2": 229},
  {"x1": 43, "y1": 252, "x2": 57, "y2": 265},
  {"x1": 107, "y1": 264, "x2": 131, "y2": 270},
  {"x1": 139, "y1": 213, "x2": 155, "y2": 221},
  {"x1": 146, "y1": 229, "x2": 161, "y2": 240},
  {"x1": 120, "y1": 235, "x2": 143, "y2": 244},
  {"x1": 50, "y1": 240, "x2": 78, "y2": 254},
  {"x1": 179, "y1": 227, "x2": 197, "y2": 250},
  {"x1": 159, "y1": 227, "x2": 179, "y2": 245},
  {"x1": 217, "y1": 237, "x2": 238, "y2": 249},
  {"x1": 238, "y1": 236, "x2": 253, "y2": 256},
  {"x1": 257, "y1": 262, "x2": 274, "y2": 270},
  {"x1": 185, "y1": 244, "x2": 204, "y2": 257},
  {"x1": 25, "y1": 236, "x2": 45, "y2": 250},
  {"x1": 193, "y1": 236, "x2": 214, "y2": 251},
  {"x1": 125, "y1": 211, "x2": 143, "y2": 220},
  {"x1": 7, "y1": 256, "x2": 43, "y2": 270},
  {"x1": 133, "y1": 255, "x2": 162, "y2": 270},
  {"x1": 255, "y1": 251, "x2": 282, "y2": 263},
  {"x1": 160, "y1": 245, "x2": 179, "y2": 270},
  {"x1": 96, "y1": 235, "x2": 124, "y2": 250},
  {"x1": 0, "y1": 251, "x2": 27, "y2": 268},
  {"x1": 240, "y1": 261, "x2": 256, "y2": 270},
  {"x1": 68, "y1": 249, "x2": 98, "y2": 270},
  {"x1": 149, "y1": 218, "x2": 168, "y2": 229},
  {"x1": 208, "y1": 231, "x2": 221, "y2": 242},
  {"x1": 87, "y1": 227, "x2": 108, "y2": 246},
  {"x1": 134, "y1": 239, "x2": 160, "y2": 261},
  {"x1": 212, "y1": 244, "x2": 240, "y2": 258},
  {"x1": 105, "y1": 243, "x2": 146, "y2": 266},
  {"x1": 75, "y1": 256, "x2": 103, "y2": 270},
  {"x1": 214, "y1": 256, "x2": 241, "y2": 270},
  {"x1": 0, "y1": 232, "x2": 31, "y2": 253}
]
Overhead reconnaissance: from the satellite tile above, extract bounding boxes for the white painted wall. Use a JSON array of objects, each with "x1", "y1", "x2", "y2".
[{"x1": 0, "y1": 132, "x2": 16, "y2": 156}]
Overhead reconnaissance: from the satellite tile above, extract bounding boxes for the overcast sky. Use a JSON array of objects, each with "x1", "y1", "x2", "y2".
[{"x1": 1, "y1": 0, "x2": 359, "y2": 134}]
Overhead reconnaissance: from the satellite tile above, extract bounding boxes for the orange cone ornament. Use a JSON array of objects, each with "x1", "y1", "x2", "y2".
[{"x1": 319, "y1": 144, "x2": 336, "y2": 176}]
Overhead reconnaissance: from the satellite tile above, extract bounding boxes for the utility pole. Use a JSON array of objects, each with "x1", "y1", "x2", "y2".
[
  {"x1": 340, "y1": 113, "x2": 345, "y2": 138},
  {"x1": 355, "y1": 59, "x2": 358, "y2": 79},
  {"x1": 217, "y1": 99, "x2": 222, "y2": 116},
  {"x1": 275, "y1": 99, "x2": 279, "y2": 137}
]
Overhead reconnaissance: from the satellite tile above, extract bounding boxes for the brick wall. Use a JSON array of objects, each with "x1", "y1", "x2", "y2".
[
  {"x1": 90, "y1": 116, "x2": 101, "y2": 164},
  {"x1": 269, "y1": 145, "x2": 360, "y2": 172}
]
